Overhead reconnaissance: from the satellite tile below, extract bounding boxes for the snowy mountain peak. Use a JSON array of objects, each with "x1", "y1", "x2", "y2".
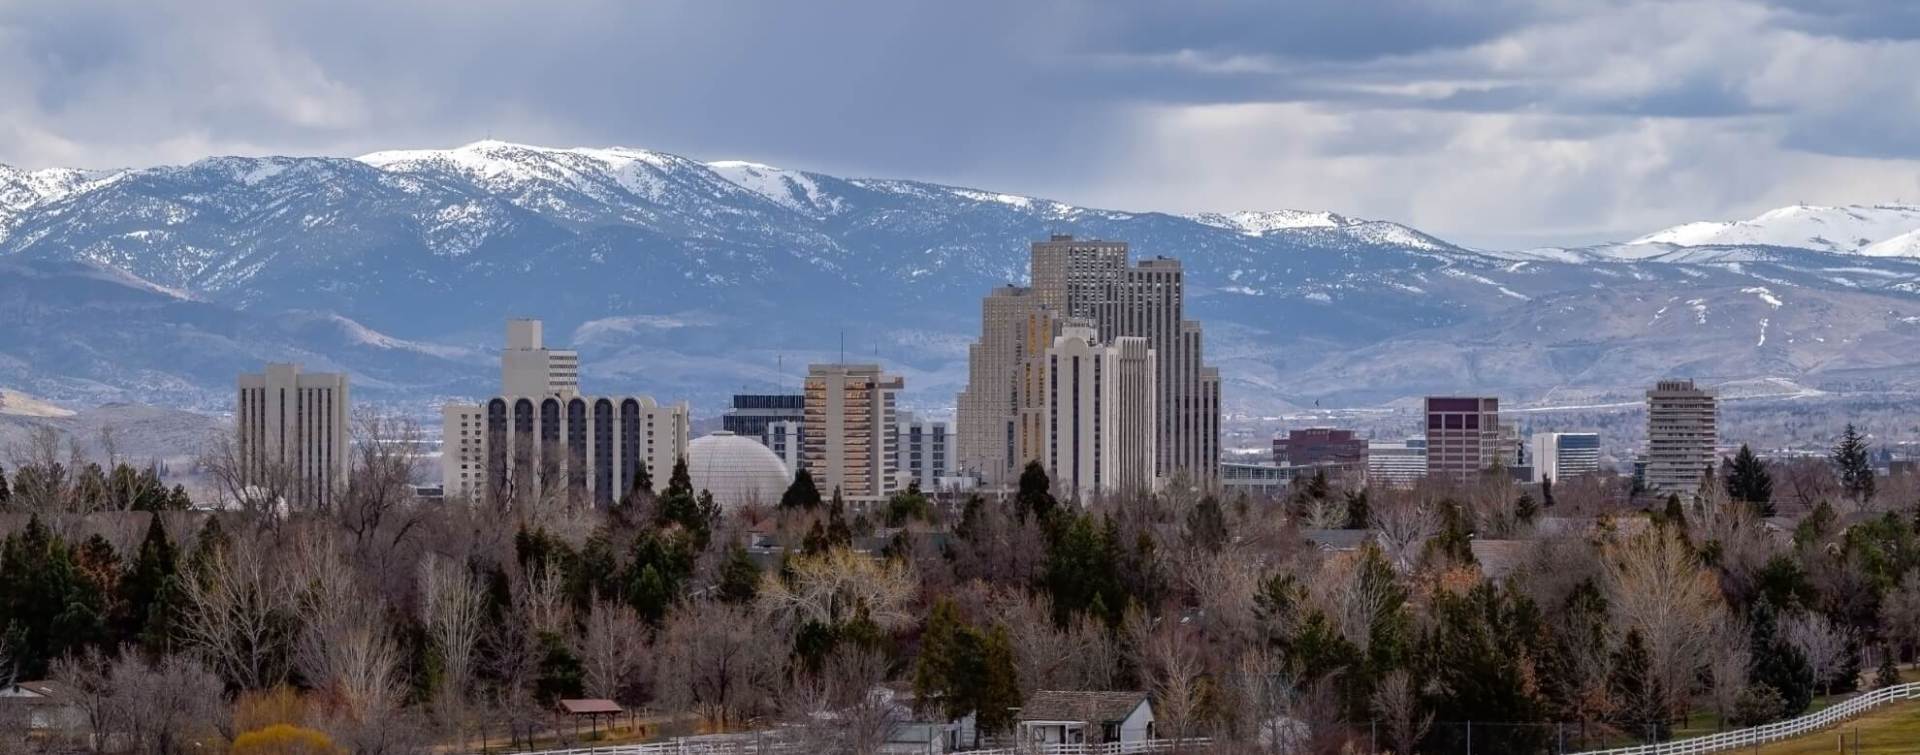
[
  {"x1": 705, "y1": 159, "x2": 841, "y2": 214},
  {"x1": 0, "y1": 164, "x2": 118, "y2": 212},
  {"x1": 1191, "y1": 209, "x2": 1348, "y2": 234},
  {"x1": 1630, "y1": 203, "x2": 1920, "y2": 256}
]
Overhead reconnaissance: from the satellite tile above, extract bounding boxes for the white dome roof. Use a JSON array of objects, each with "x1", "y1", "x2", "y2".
[{"x1": 687, "y1": 431, "x2": 792, "y2": 509}]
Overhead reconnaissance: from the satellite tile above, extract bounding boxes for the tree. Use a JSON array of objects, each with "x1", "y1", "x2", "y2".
[
  {"x1": 885, "y1": 480, "x2": 933, "y2": 526},
  {"x1": 1016, "y1": 461, "x2": 1058, "y2": 521},
  {"x1": 177, "y1": 532, "x2": 292, "y2": 690},
  {"x1": 0, "y1": 464, "x2": 10, "y2": 509},
  {"x1": 1725, "y1": 444, "x2": 1775, "y2": 516},
  {"x1": 1832, "y1": 424, "x2": 1875, "y2": 503},
  {"x1": 1540, "y1": 474, "x2": 1556, "y2": 509},
  {"x1": 1609, "y1": 629, "x2": 1667, "y2": 741},
  {"x1": 1748, "y1": 601, "x2": 1815, "y2": 718},
  {"x1": 580, "y1": 599, "x2": 646, "y2": 701},
  {"x1": 912, "y1": 598, "x2": 968, "y2": 718},
  {"x1": 119, "y1": 513, "x2": 181, "y2": 650},
  {"x1": 1783, "y1": 612, "x2": 1852, "y2": 696},
  {"x1": 1601, "y1": 527, "x2": 1721, "y2": 718},
  {"x1": 781, "y1": 467, "x2": 823, "y2": 510},
  {"x1": 975, "y1": 624, "x2": 1022, "y2": 738},
  {"x1": 716, "y1": 545, "x2": 761, "y2": 604},
  {"x1": 1876, "y1": 644, "x2": 1901, "y2": 689},
  {"x1": 418, "y1": 554, "x2": 483, "y2": 723},
  {"x1": 758, "y1": 547, "x2": 916, "y2": 631},
  {"x1": 656, "y1": 600, "x2": 788, "y2": 728},
  {"x1": 1183, "y1": 495, "x2": 1228, "y2": 550},
  {"x1": 0, "y1": 515, "x2": 109, "y2": 677}
]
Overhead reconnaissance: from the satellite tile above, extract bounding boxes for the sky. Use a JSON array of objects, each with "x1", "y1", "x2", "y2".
[{"x1": 5, "y1": 0, "x2": 1920, "y2": 248}]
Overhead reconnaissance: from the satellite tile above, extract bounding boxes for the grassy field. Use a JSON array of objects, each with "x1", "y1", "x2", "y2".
[{"x1": 1750, "y1": 700, "x2": 1920, "y2": 754}]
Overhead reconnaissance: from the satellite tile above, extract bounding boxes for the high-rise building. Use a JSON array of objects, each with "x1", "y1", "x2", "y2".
[
  {"x1": 1273, "y1": 428, "x2": 1369, "y2": 478},
  {"x1": 724, "y1": 394, "x2": 805, "y2": 438},
  {"x1": 1368, "y1": 439, "x2": 1428, "y2": 487},
  {"x1": 501, "y1": 318, "x2": 579, "y2": 397},
  {"x1": 1424, "y1": 397, "x2": 1501, "y2": 482},
  {"x1": 955, "y1": 286, "x2": 1057, "y2": 485},
  {"x1": 1026, "y1": 236, "x2": 1219, "y2": 485},
  {"x1": 237, "y1": 363, "x2": 350, "y2": 508},
  {"x1": 893, "y1": 412, "x2": 951, "y2": 492},
  {"x1": 442, "y1": 394, "x2": 690, "y2": 505},
  {"x1": 803, "y1": 363, "x2": 904, "y2": 503},
  {"x1": 1645, "y1": 379, "x2": 1717, "y2": 496},
  {"x1": 1041, "y1": 324, "x2": 1158, "y2": 499},
  {"x1": 1532, "y1": 432, "x2": 1602, "y2": 484},
  {"x1": 442, "y1": 319, "x2": 690, "y2": 504},
  {"x1": 764, "y1": 420, "x2": 803, "y2": 475}
]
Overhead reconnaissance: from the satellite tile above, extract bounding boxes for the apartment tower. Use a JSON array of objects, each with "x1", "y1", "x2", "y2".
[
  {"x1": 803, "y1": 363, "x2": 904, "y2": 503},
  {"x1": 1531, "y1": 432, "x2": 1602, "y2": 484},
  {"x1": 1645, "y1": 379, "x2": 1718, "y2": 496},
  {"x1": 237, "y1": 363, "x2": 350, "y2": 508}
]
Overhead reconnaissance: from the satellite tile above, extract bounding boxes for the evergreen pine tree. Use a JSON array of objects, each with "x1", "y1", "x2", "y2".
[
  {"x1": 1610, "y1": 629, "x2": 1667, "y2": 741},
  {"x1": 912, "y1": 598, "x2": 965, "y2": 716},
  {"x1": 165, "y1": 485, "x2": 193, "y2": 511},
  {"x1": 1423, "y1": 500, "x2": 1476, "y2": 566},
  {"x1": 716, "y1": 545, "x2": 760, "y2": 605},
  {"x1": 975, "y1": 624, "x2": 1023, "y2": 737},
  {"x1": 1748, "y1": 600, "x2": 1815, "y2": 716},
  {"x1": 1343, "y1": 489, "x2": 1372, "y2": 529},
  {"x1": 1016, "y1": 461, "x2": 1058, "y2": 521},
  {"x1": 1183, "y1": 496, "x2": 1228, "y2": 550},
  {"x1": 1540, "y1": 474, "x2": 1555, "y2": 509},
  {"x1": 1876, "y1": 644, "x2": 1902, "y2": 689},
  {"x1": 825, "y1": 489, "x2": 854, "y2": 548},
  {"x1": 1514, "y1": 492, "x2": 1539, "y2": 524},
  {"x1": 780, "y1": 468, "x2": 823, "y2": 510},
  {"x1": 1833, "y1": 424, "x2": 1876, "y2": 502},
  {"x1": 0, "y1": 463, "x2": 11, "y2": 509},
  {"x1": 1725, "y1": 444, "x2": 1775, "y2": 516}
]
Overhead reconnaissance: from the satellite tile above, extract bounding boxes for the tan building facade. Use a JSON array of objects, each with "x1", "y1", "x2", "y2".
[
  {"x1": 237, "y1": 363, "x2": 350, "y2": 509},
  {"x1": 955, "y1": 286, "x2": 1061, "y2": 485},
  {"x1": 803, "y1": 363, "x2": 904, "y2": 503},
  {"x1": 1424, "y1": 396, "x2": 1501, "y2": 482}
]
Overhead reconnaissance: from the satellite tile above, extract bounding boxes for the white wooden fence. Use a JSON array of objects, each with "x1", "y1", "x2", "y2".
[
  {"x1": 1574, "y1": 681, "x2": 1920, "y2": 755},
  {"x1": 477, "y1": 737, "x2": 1213, "y2": 755}
]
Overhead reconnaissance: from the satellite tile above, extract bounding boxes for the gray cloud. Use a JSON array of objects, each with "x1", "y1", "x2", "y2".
[{"x1": 2, "y1": 0, "x2": 1919, "y2": 246}]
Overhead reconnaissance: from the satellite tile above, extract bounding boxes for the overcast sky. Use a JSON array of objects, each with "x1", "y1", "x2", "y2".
[{"x1": 5, "y1": 0, "x2": 1920, "y2": 247}]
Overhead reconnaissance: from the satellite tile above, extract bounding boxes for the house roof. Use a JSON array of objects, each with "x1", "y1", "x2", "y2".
[
  {"x1": 558, "y1": 698, "x2": 623, "y2": 715},
  {"x1": 1018, "y1": 691, "x2": 1148, "y2": 724},
  {"x1": 3, "y1": 680, "x2": 71, "y2": 704}
]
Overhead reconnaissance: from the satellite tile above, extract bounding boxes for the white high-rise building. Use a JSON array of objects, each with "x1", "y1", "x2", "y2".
[
  {"x1": 1367, "y1": 439, "x2": 1428, "y2": 487},
  {"x1": 764, "y1": 420, "x2": 803, "y2": 475},
  {"x1": 1645, "y1": 379, "x2": 1717, "y2": 496},
  {"x1": 442, "y1": 319, "x2": 689, "y2": 505},
  {"x1": 1041, "y1": 324, "x2": 1158, "y2": 500},
  {"x1": 502, "y1": 318, "x2": 579, "y2": 397},
  {"x1": 237, "y1": 363, "x2": 350, "y2": 508},
  {"x1": 442, "y1": 395, "x2": 689, "y2": 505},
  {"x1": 893, "y1": 412, "x2": 951, "y2": 492},
  {"x1": 1531, "y1": 432, "x2": 1602, "y2": 484},
  {"x1": 804, "y1": 363, "x2": 904, "y2": 504}
]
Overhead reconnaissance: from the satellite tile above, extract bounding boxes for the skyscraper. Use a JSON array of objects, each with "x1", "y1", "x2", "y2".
[
  {"x1": 1026, "y1": 236, "x2": 1219, "y2": 485},
  {"x1": 955, "y1": 286, "x2": 1057, "y2": 485},
  {"x1": 1424, "y1": 397, "x2": 1501, "y2": 482},
  {"x1": 1645, "y1": 379, "x2": 1718, "y2": 496},
  {"x1": 237, "y1": 363, "x2": 350, "y2": 508},
  {"x1": 893, "y1": 412, "x2": 951, "y2": 492},
  {"x1": 1040, "y1": 323, "x2": 1157, "y2": 499},
  {"x1": 803, "y1": 363, "x2": 904, "y2": 503}
]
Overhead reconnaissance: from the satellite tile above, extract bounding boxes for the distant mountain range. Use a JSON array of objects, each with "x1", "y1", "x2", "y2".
[{"x1": 5, "y1": 141, "x2": 1920, "y2": 425}]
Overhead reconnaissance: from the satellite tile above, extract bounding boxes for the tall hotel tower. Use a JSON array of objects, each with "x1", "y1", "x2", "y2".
[
  {"x1": 957, "y1": 235, "x2": 1220, "y2": 490},
  {"x1": 237, "y1": 363, "x2": 350, "y2": 509}
]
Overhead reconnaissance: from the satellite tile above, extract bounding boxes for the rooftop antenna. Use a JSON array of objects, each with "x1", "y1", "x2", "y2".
[{"x1": 839, "y1": 330, "x2": 846, "y2": 365}]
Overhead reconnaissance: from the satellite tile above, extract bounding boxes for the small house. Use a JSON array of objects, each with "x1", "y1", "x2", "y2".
[{"x1": 1015, "y1": 690, "x2": 1153, "y2": 746}]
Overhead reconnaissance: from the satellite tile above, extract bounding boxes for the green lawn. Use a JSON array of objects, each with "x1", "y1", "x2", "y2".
[{"x1": 1753, "y1": 701, "x2": 1920, "y2": 754}]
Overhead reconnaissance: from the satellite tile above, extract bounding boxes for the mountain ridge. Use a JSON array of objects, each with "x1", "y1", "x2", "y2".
[{"x1": 3, "y1": 141, "x2": 1920, "y2": 423}]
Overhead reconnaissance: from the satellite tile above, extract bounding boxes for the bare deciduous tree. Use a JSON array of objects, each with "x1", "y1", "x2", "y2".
[
  {"x1": 1784, "y1": 611, "x2": 1854, "y2": 695},
  {"x1": 758, "y1": 547, "x2": 916, "y2": 631},
  {"x1": 1372, "y1": 670, "x2": 1432, "y2": 755},
  {"x1": 1705, "y1": 615, "x2": 1751, "y2": 727},
  {"x1": 580, "y1": 598, "x2": 647, "y2": 701},
  {"x1": 656, "y1": 600, "x2": 790, "y2": 729},
  {"x1": 784, "y1": 646, "x2": 901, "y2": 755},
  {"x1": 177, "y1": 530, "x2": 293, "y2": 690},
  {"x1": 1601, "y1": 528, "x2": 1724, "y2": 718},
  {"x1": 1125, "y1": 613, "x2": 1206, "y2": 743},
  {"x1": 419, "y1": 554, "x2": 484, "y2": 711},
  {"x1": 1371, "y1": 492, "x2": 1439, "y2": 572}
]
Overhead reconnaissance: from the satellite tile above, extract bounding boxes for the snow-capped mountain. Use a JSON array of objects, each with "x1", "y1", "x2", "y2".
[
  {"x1": 3, "y1": 141, "x2": 1920, "y2": 418},
  {"x1": 1629, "y1": 204, "x2": 1920, "y2": 257}
]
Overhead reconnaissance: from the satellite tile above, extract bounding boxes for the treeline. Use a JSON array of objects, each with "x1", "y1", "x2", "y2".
[{"x1": 1, "y1": 421, "x2": 1917, "y2": 755}]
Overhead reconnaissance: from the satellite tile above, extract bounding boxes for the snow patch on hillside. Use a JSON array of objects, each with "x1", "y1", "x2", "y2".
[
  {"x1": 1631, "y1": 204, "x2": 1920, "y2": 256},
  {"x1": 706, "y1": 160, "x2": 840, "y2": 214}
]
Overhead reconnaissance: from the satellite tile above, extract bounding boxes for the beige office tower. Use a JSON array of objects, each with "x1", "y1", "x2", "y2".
[
  {"x1": 1645, "y1": 379, "x2": 1718, "y2": 496},
  {"x1": 237, "y1": 363, "x2": 350, "y2": 509},
  {"x1": 1027, "y1": 236, "x2": 1220, "y2": 485},
  {"x1": 803, "y1": 363, "x2": 905, "y2": 504},
  {"x1": 1041, "y1": 324, "x2": 1157, "y2": 500},
  {"x1": 955, "y1": 286, "x2": 1061, "y2": 485},
  {"x1": 502, "y1": 318, "x2": 579, "y2": 397}
]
